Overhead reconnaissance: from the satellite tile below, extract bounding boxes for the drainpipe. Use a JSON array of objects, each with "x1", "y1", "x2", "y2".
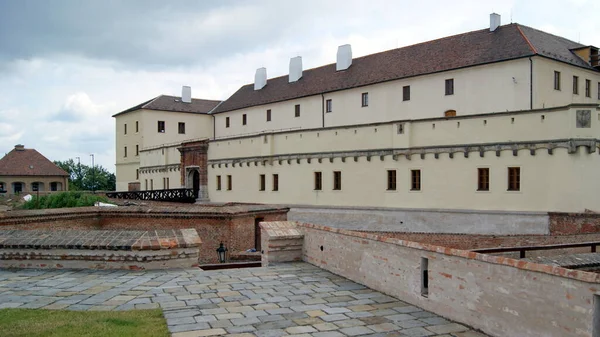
[
  {"x1": 529, "y1": 57, "x2": 533, "y2": 110},
  {"x1": 321, "y1": 93, "x2": 325, "y2": 128},
  {"x1": 212, "y1": 114, "x2": 216, "y2": 140}
]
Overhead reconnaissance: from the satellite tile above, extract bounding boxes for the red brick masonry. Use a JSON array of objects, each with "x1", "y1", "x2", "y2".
[
  {"x1": 0, "y1": 229, "x2": 201, "y2": 251},
  {"x1": 0, "y1": 203, "x2": 289, "y2": 264}
]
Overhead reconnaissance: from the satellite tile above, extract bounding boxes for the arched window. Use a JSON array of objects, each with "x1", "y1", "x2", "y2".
[{"x1": 444, "y1": 110, "x2": 457, "y2": 117}]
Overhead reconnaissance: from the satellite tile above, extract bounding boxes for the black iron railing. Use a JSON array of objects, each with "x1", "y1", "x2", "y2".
[
  {"x1": 473, "y1": 241, "x2": 600, "y2": 259},
  {"x1": 106, "y1": 188, "x2": 196, "y2": 203}
]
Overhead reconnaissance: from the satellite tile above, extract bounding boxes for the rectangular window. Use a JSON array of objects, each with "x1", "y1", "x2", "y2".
[
  {"x1": 136, "y1": 169, "x2": 139, "y2": 180},
  {"x1": 227, "y1": 175, "x2": 232, "y2": 190},
  {"x1": 272, "y1": 174, "x2": 279, "y2": 191},
  {"x1": 242, "y1": 114, "x2": 247, "y2": 125},
  {"x1": 586, "y1": 79, "x2": 591, "y2": 97},
  {"x1": 554, "y1": 71, "x2": 561, "y2": 90},
  {"x1": 145, "y1": 179, "x2": 148, "y2": 190},
  {"x1": 124, "y1": 123, "x2": 127, "y2": 135},
  {"x1": 266, "y1": 109, "x2": 271, "y2": 122},
  {"x1": 157, "y1": 121, "x2": 165, "y2": 133},
  {"x1": 477, "y1": 168, "x2": 490, "y2": 191},
  {"x1": 150, "y1": 179, "x2": 153, "y2": 190},
  {"x1": 216, "y1": 176, "x2": 221, "y2": 191},
  {"x1": 295, "y1": 104, "x2": 300, "y2": 117},
  {"x1": 259, "y1": 174, "x2": 265, "y2": 191},
  {"x1": 225, "y1": 117, "x2": 230, "y2": 128},
  {"x1": 135, "y1": 121, "x2": 139, "y2": 133},
  {"x1": 135, "y1": 145, "x2": 139, "y2": 156},
  {"x1": 445, "y1": 79, "x2": 454, "y2": 95},
  {"x1": 326, "y1": 99, "x2": 332, "y2": 113},
  {"x1": 361, "y1": 92, "x2": 369, "y2": 107},
  {"x1": 314, "y1": 171, "x2": 322, "y2": 191},
  {"x1": 573, "y1": 76, "x2": 579, "y2": 95},
  {"x1": 387, "y1": 170, "x2": 397, "y2": 191},
  {"x1": 124, "y1": 146, "x2": 127, "y2": 158},
  {"x1": 166, "y1": 177, "x2": 170, "y2": 189},
  {"x1": 508, "y1": 167, "x2": 520, "y2": 191},
  {"x1": 178, "y1": 122, "x2": 185, "y2": 134},
  {"x1": 333, "y1": 171, "x2": 342, "y2": 190},
  {"x1": 411, "y1": 169, "x2": 421, "y2": 191},
  {"x1": 403, "y1": 86, "x2": 410, "y2": 101},
  {"x1": 163, "y1": 177, "x2": 166, "y2": 190}
]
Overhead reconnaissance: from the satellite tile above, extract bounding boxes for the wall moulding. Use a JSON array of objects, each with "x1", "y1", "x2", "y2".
[{"x1": 207, "y1": 138, "x2": 599, "y2": 166}]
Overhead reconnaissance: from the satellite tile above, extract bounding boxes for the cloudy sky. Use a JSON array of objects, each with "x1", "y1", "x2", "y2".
[{"x1": 0, "y1": 0, "x2": 598, "y2": 172}]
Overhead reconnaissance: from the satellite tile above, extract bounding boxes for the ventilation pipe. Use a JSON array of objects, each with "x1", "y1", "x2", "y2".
[
  {"x1": 490, "y1": 13, "x2": 501, "y2": 32},
  {"x1": 254, "y1": 67, "x2": 267, "y2": 90},
  {"x1": 289, "y1": 56, "x2": 303, "y2": 83},
  {"x1": 182, "y1": 86, "x2": 192, "y2": 103},
  {"x1": 336, "y1": 44, "x2": 352, "y2": 71}
]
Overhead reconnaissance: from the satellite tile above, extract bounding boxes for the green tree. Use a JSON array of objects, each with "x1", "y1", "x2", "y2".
[{"x1": 54, "y1": 160, "x2": 116, "y2": 191}]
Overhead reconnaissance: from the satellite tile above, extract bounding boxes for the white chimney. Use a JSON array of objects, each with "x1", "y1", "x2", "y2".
[
  {"x1": 289, "y1": 56, "x2": 303, "y2": 83},
  {"x1": 336, "y1": 44, "x2": 352, "y2": 71},
  {"x1": 182, "y1": 86, "x2": 192, "y2": 103},
  {"x1": 490, "y1": 13, "x2": 501, "y2": 32},
  {"x1": 254, "y1": 67, "x2": 267, "y2": 90}
]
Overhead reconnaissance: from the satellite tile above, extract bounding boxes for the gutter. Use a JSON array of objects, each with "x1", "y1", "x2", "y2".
[
  {"x1": 321, "y1": 94, "x2": 325, "y2": 128},
  {"x1": 529, "y1": 57, "x2": 533, "y2": 110}
]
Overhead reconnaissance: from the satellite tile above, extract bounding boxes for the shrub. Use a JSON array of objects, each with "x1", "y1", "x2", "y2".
[{"x1": 21, "y1": 192, "x2": 111, "y2": 210}]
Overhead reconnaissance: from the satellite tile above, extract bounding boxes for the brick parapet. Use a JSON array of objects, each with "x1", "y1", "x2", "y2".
[{"x1": 296, "y1": 222, "x2": 600, "y2": 284}]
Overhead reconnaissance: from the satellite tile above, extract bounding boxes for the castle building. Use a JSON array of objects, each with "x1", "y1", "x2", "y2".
[{"x1": 114, "y1": 14, "x2": 600, "y2": 214}]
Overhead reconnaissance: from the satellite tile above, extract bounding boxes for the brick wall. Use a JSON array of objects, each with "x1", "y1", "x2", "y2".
[
  {"x1": 0, "y1": 206, "x2": 288, "y2": 264},
  {"x1": 296, "y1": 222, "x2": 600, "y2": 337},
  {"x1": 549, "y1": 212, "x2": 600, "y2": 234}
]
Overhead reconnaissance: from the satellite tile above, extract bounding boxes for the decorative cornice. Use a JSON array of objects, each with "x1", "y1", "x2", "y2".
[
  {"x1": 139, "y1": 164, "x2": 180, "y2": 175},
  {"x1": 208, "y1": 138, "x2": 599, "y2": 167}
]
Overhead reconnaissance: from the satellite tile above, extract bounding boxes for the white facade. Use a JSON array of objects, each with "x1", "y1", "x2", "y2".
[{"x1": 114, "y1": 22, "x2": 600, "y2": 212}]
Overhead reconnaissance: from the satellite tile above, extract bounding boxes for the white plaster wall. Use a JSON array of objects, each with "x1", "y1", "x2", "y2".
[
  {"x1": 115, "y1": 163, "x2": 139, "y2": 191},
  {"x1": 139, "y1": 168, "x2": 181, "y2": 190},
  {"x1": 140, "y1": 109, "x2": 213, "y2": 149},
  {"x1": 209, "y1": 146, "x2": 600, "y2": 212},
  {"x1": 214, "y1": 96, "x2": 323, "y2": 139},
  {"x1": 213, "y1": 59, "x2": 532, "y2": 140},
  {"x1": 115, "y1": 110, "x2": 141, "y2": 190},
  {"x1": 208, "y1": 107, "x2": 599, "y2": 161},
  {"x1": 534, "y1": 57, "x2": 600, "y2": 109}
]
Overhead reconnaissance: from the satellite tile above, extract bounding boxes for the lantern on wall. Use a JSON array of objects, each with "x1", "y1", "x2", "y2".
[{"x1": 216, "y1": 242, "x2": 228, "y2": 263}]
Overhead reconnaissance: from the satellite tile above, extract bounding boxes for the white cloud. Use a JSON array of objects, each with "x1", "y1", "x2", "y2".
[{"x1": 0, "y1": 0, "x2": 597, "y2": 174}]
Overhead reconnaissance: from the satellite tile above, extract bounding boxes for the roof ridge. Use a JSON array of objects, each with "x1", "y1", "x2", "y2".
[
  {"x1": 517, "y1": 23, "x2": 584, "y2": 48},
  {"x1": 142, "y1": 95, "x2": 163, "y2": 109},
  {"x1": 516, "y1": 24, "x2": 538, "y2": 54},
  {"x1": 235, "y1": 25, "x2": 518, "y2": 89}
]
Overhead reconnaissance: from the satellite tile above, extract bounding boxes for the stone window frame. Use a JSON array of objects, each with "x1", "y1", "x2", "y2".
[{"x1": 387, "y1": 169, "x2": 397, "y2": 191}]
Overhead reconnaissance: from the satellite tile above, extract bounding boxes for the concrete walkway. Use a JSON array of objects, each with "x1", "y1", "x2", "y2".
[{"x1": 0, "y1": 263, "x2": 486, "y2": 337}]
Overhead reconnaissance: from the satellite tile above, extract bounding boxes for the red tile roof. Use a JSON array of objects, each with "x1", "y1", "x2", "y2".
[
  {"x1": 0, "y1": 147, "x2": 69, "y2": 177},
  {"x1": 113, "y1": 95, "x2": 221, "y2": 117},
  {"x1": 212, "y1": 23, "x2": 597, "y2": 114}
]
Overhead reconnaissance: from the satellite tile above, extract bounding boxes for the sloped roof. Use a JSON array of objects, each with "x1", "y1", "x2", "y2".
[
  {"x1": 113, "y1": 95, "x2": 221, "y2": 117},
  {"x1": 213, "y1": 23, "x2": 597, "y2": 114},
  {"x1": 0, "y1": 147, "x2": 69, "y2": 177}
]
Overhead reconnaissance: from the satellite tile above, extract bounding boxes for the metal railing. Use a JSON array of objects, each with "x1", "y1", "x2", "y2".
[
  {"x1": 106, "y1": 188, "x2": 196, "y2": 203},
  {"x1": 472, "y1": 241, "x2": 600, "y2": 259}
]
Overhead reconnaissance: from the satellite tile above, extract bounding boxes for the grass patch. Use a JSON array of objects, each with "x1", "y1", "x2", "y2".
[
  {"x1": 0, "y1": 308, "x2": 169, "y2": 337},
  {"x1": 20, "y1": 191, "x2": 110, "y2": 209}
]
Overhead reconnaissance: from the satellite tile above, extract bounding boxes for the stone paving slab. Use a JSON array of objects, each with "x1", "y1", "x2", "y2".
[{"x1": 0, "y1": 262, "x2": 488, "y2": 336}]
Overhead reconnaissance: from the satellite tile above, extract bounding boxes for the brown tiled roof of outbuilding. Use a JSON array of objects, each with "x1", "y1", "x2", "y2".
[
  {"x1": 213, "y1": 23, "x2": 596, "y2": 114},
  {"x1": 113, "y1": 95, "x2": 221, "y2": 117},
  {"x1": 0, "y1": 147, "x2": 69, "y2": 177}
]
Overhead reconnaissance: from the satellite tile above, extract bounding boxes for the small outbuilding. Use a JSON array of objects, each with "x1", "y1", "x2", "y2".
[{"x1": 0, "y1": 144, "x2": 69, "y2": 195}]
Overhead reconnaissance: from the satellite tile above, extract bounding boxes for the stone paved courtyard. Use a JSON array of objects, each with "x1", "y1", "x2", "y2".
[{"x1": 0, "y1": 263, "x2": 486, "y2": 337}]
